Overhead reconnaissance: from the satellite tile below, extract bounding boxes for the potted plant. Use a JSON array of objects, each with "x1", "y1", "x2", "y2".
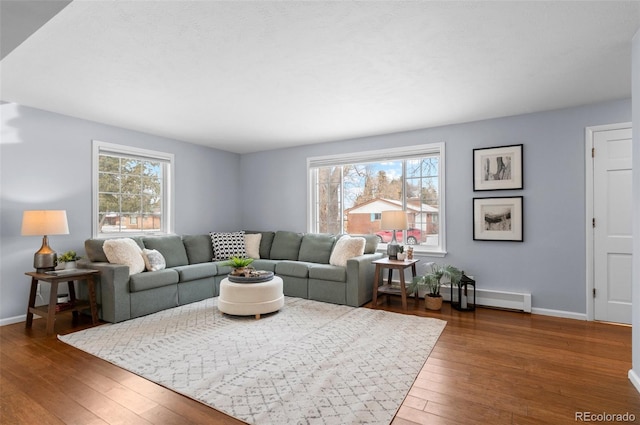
[
  {"x1": 396, "y1": 246, "x2": 406, "y2": 261},
  {"x1": 408, "y1": 263, "x2": 462, "y2": 310},
  {"x1": 223, "y1": 256, "x2": 255, "y2": 276},
  {"x1": 58, "y1": 250, "x2": 81, "y2": 269}
]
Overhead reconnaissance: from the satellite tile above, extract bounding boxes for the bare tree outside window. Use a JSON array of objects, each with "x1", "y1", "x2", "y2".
[
  {"x1": 93, "y1": 141, "x2": 173, "y2": 237},
  {"x1": 98, "y1": 155, "x2": 163, "y2": 233},
  {"x1": 310, "y1": 147, "x2": 443, "y2": 253}
]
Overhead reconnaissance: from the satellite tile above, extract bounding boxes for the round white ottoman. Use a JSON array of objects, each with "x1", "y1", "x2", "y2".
[{"x1": 218, "y1": 276, "x2": 284, "y2": 319}]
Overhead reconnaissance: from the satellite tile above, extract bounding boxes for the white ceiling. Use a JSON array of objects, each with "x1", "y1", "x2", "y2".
[{"x1": 1, "y1": 1, "x2": 639, "y2": 154}]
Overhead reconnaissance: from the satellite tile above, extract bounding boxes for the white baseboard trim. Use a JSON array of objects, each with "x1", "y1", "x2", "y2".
[
  {"x1": 410, "y1": 282, "x2": 587, "y2": 318},
  {"x1": 0, "y1": 314, "x2": 27, "y2": 326},
  {"x1": 530, "y1": 307, "x2": 587, "y2": 321},
  {"x1": 628, "y1": 369, "x2": 640, "y2": 394},
  {"x1": 439, "y1": 285, "x2": 532, "y2": 312}
]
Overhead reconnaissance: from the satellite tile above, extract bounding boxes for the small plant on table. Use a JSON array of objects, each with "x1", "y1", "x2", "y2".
[{"x1": 58, "y1": 250, "x2": 81, "y2": 263}]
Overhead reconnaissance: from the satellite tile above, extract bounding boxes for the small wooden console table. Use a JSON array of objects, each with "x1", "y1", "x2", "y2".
[
  {"x1": 372, "y1": 258, "x2": 420, "y2": 310},
  {"x1": 25, "y1": 269, "x2": 99, "y2": 335}
]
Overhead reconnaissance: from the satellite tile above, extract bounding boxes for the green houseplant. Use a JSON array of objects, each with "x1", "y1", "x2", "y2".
[
  {"x1": 223, "y1": 256, "x2": 255, "y2": 276},
  {"x1": 58, "y1": 250, "x2": 81, "y2": 269},
  {"x1": 408, "y1": 263, "x2": 462, "y2": 310}
]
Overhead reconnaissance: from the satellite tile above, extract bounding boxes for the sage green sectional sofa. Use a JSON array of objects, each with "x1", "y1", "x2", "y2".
[{"x1": 78, "y1": 230, "x2": 383, "y2": 323}]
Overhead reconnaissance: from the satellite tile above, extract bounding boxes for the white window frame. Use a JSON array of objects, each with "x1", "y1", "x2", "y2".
[
  {"x1": 92, "y1": 140, "x2": 175, "y2": 238},
  {"x1": 307, "y1": 142, "x2": 447, "y2": 256}
]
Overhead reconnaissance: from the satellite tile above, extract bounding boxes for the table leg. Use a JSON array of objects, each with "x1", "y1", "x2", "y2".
[
  {"x1": 372, "y1": 265, "x2": 380, "y2": 307},
  {"x1": 411, "y1": 263, "x2": 419, "y2": 306},
  {"x1": 67, "y1": 280, "x2": 79, "y2": 318},
  {"x1": 25, "y1": 277, "x2": 38, "y2": 328},
  {"x1": 386, "y1": 268, "x2": 393, "y2": 305},
  {"x1": 86, "y1": 276, "x2": 99, "y2": 324},
  {"x1": 67, "y1": 279, "x2": 77, "y2": 301},
  {"x1": 46, "y1": 281, "x2": 58, "y2": 335},
  {"x1": 399, "y1": 269, "x2": 408, "y2": 310}
]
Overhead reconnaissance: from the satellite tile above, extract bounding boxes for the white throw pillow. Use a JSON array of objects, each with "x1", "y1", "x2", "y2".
[
  {"x1": 329, "y1": 235, "x2": 366, "y2": 267},
  {"x1": 210, "y1": 231, "x2": 246, "y2": 261},
  {"x1": 142, "y1": 248, "x2": 166, "y2": 272},
  {"x1": 244, "y1": 233, "x2": 262, "y2": 259},
  {"x1": 103, "y1": 238, "x2": 145, "y2": 275}
]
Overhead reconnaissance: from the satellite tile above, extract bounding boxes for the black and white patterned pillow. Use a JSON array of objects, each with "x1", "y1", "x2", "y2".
[{"x1": 210, "y1": 231, "x2": 247, "y2": 261}]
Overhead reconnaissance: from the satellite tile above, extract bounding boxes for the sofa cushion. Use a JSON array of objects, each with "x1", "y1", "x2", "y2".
[
  {"x1": 329, "y1": 235, "x2": 366, "y2": 267},
  {"x1": 103, "y1": 238, "x2": 146, "y2": 275},
  {"x1": 214, "y1": 261, "x2": 233, "y2": 276},
  {"x1": 275, "y1": 260, "x2": 311, "y2": 278},
  {"x1": 298, "y1": 233, "x2": 336, "y2": 264},
  {"x1": 182, "y1": 234, "x2": 214, "y2": 264},
  {"x1": 309, "y1": 264, "x2": 347, "y2": 282},
  {"x1": 129, "y1": 269, "x2": 179, "y2": 292},
  {"x1": 210, "y1": 231, "x2": 246, "y2": 261},
  {"x1": 250, "y1": 259, "x2": 278, "y2": 272},
  {"x1": 142, "y1": 235, "x2": 189, "y2": 268},
  {"x1": 244, "y1": 233, "x2": 262, "y2": 259},
  {"x1": 142, "y1": 249, "x2": 166, "y2": 272},
  {"x1": 174, "y1": 262, "x2": 217, "y2": 282},
  {"x1": 85, "y1": 236, "x2": 144, "y2": 263},
  {"x1": 245, "y1": 231, "x2": 275, "y2": 259},
  {"x1": 270, "y1": 231, "x2": 303, "y2": 260},
  {"x1": 351, "y1": 234, "x2": 379, "y2": 254},
  {"x1": 84, "y1": 239, "x2": 109, "y2": 263}
]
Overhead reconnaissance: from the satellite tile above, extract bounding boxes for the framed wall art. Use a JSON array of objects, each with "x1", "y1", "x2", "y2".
[
  {"x1": 473, "y1": 144, "x2": 523, "y2": 191},
  {"x1": 473, "y1": 196, "x2": 523, "y2": 242}
]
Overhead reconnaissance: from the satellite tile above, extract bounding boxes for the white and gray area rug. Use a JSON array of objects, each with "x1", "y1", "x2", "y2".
[{"x1": 59, "y1": 297, "x2": 446, "y2": 425}]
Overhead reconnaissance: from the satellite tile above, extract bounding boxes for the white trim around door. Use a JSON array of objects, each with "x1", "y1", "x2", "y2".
[{"x1": 585, "y1": 122, "x2": 633, "y2": 322}]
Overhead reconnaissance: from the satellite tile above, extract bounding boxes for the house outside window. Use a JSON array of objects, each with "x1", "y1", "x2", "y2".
[
  {"x1": 92, "y1": 141, "x2": 174, "y2": 237},
  {"x1": 308, "y1": 143, "x2": 446, "y2": 255}
]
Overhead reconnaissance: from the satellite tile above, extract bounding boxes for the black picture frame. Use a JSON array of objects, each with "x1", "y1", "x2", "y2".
[
  {"x1": 473, "y1": 196, "x2": 523, "y2": 242},
  {"x1": 473, "y1": 144, "x2": 523, "y2": 191}
]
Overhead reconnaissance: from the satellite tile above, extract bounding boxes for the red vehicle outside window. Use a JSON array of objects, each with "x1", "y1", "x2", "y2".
[{"x1": 375, "y1": 228, "x2": 422, "y2": 245}]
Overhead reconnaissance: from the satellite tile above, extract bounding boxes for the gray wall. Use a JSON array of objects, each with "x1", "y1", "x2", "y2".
[
  {"x1": 0, "y1": 97, "x2": 633, "y2": 323},
  {"x1": 240, "y1": 99, "x2": 631, "y2": 315},
  {"x1": 0, "y1": 103, "x2": 241, "y2": 322}
]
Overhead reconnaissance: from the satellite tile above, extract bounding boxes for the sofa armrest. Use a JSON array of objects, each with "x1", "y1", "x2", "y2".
[
  {"x1": 345, "y1": 252, "x2": 384, "y2": 307},
  {"x1": 77, "y1": 259, "x2": 132, "y2": 323}
]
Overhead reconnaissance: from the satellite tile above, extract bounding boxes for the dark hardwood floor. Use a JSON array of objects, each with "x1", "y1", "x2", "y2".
[{"x1": 1, "y1": 299, "x2": 638, "y2": 424}]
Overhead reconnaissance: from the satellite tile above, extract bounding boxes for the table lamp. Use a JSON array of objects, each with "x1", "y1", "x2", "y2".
[
  {"x1": 21, "y1": 210, "x2": 69, "y2": 272},
  {"x1": 381, "y1": 210, "x2": 408, "y2": 260}
]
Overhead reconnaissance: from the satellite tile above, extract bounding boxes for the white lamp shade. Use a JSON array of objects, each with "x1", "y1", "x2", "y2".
[
  {"x1": 21, "y1": 210, "x2": 69, "y2": 236},
  {"x1": 381, "y1": 210, "x2": 408, "y2": 230}
]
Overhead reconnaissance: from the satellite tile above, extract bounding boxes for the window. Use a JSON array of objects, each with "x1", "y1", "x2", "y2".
[
  {"x1": 92, "y1": 141, "x2": 174, "y2": 237},
  {"x1": 308, "y1": 143, "x2": 446, "y2": 255}
]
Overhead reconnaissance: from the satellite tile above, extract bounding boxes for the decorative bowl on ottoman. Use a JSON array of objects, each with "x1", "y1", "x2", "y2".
[{"x1": 227, "y1": 270, "x2": 274, "y2": 283}]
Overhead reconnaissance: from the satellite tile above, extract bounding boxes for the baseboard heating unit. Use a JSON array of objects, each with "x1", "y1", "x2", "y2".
[{"x1": 426, "y1": 285, "x2": 532, "y2": 313}]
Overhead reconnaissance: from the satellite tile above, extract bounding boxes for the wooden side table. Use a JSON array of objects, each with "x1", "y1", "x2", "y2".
[
  {"x1": 372, "y1": 258, "x2": 420, "y2": 310},
  {"x1": 25, "y1": 269, "x2": 100, "y2": 335}
]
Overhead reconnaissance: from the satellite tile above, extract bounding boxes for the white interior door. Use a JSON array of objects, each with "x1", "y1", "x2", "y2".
[{"x1": 593, "y1": 126, "x2": 633, "y2": 324}]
